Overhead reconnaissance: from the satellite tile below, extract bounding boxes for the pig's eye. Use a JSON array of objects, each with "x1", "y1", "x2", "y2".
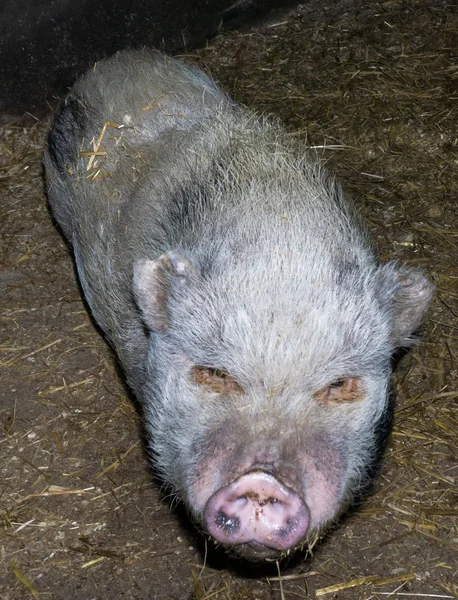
[
  {"x1": 314, "y1": 377, "x2": 363, "y2": 403},
  {"x1": 191, "y1": 366, "x2": 244, "y2": 395}
]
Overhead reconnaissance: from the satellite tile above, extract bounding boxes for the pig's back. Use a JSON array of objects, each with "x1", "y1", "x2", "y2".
[
  {"x1": 44, "y1": 50, "x2": 234, "y2": 236},
  {"x1": 43, "y1": 49, "x2": 371, "y2": 389}
]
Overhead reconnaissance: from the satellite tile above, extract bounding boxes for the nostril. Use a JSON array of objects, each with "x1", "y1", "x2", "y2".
[{"x1": 215, "y1": 512, "x2": 240, "y2": 534}]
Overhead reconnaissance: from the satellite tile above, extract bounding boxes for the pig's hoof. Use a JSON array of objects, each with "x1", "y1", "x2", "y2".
[{"x1": 203, "y1": 471, "x2": 310, "y2": 555}]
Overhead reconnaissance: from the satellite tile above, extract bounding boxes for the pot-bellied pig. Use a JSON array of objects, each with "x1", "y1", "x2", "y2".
[{"x1": 44, "y1": 49, "x2": 433, "y2": 560}]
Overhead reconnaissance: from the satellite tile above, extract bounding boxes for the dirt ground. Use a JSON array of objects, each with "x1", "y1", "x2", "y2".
[{"x1": 1, "y1": 1, "x2": 457, "y2": 599}]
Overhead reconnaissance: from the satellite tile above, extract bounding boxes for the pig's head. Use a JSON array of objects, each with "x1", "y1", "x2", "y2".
[{"x1": 133, "y1": 230, "x2": 433, "y2": 560}]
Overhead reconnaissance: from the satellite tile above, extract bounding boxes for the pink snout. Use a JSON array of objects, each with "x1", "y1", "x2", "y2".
[{"x1": 203, "y1": 471, "x2": 310, "y2": 551}]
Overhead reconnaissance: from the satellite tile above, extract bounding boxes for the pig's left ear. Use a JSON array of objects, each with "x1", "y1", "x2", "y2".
[
  {"x1": 133, "y1": 252, "x2": 199, "y2": 332},
  {"x1": 377, "y1": 263, "x2": 434, "y2": 348}
]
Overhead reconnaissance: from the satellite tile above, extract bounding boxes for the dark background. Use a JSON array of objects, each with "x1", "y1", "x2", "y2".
[{"x1": 0, "y1": 0, "x2": 297, "y2": 115}]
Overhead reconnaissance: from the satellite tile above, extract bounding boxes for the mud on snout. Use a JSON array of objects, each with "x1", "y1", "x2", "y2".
[{"x1": 188, "y1": 426, "x2": 352, "y2": 561}]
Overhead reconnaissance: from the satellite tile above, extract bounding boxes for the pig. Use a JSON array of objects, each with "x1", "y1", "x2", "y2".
[{"x1": 43, "y1": 49, "x2": 433, "y2": 560}]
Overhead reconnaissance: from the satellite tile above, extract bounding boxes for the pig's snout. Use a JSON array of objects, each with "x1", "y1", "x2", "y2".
[{"x1": 203, "y1": 471, "x2": 310, "y2": 553}]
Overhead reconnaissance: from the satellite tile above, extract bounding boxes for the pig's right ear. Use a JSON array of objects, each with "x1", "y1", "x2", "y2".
[{"x1": 133, "y1": 253, "x2": 198, "y2": 331}]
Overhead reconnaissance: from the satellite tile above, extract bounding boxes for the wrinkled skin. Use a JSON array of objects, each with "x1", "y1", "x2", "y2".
[{"x1": 44, "y1": 50, "x2": 433, "y2": 560}]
